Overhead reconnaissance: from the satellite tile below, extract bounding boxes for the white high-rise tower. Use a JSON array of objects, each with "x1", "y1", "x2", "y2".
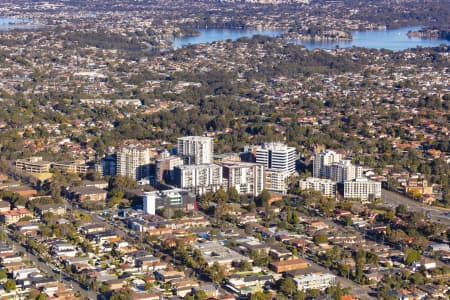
[
  {"x1": 143, "y1": 192, "x2": 156, "y2": 215},
  {"x1": 312, "y1": 150, "x2": 343, "y2": 178},
  {"x1": 116, "y1": 145, "x2": 151, "y2": 180},
  {"x1": 177, "y1": 136, "x2": 213, "y2": 165},
  {"x1": 255, "y1": 142, "x2": 296, "y2": 174}
]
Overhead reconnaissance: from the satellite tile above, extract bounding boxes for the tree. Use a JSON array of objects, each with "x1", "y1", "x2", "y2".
[
  {"x1": 173, "y1": 209, "x2": 186, "y2": 219},
  {"x1": 338, "y1": 264, "x2": 350, "y2": 278},
  {"x1": 291, "y1": 211, "x2": 299, "y2": 224},
  {"x1": 193, "y1": 290, "x2": 208, "y2": 300},
  {"x1": 0, "y1": 268, "x2": 6, "y2": 280},
  {"x1": 236, "y1": 260, "x2": 252, "y2": 271},
  {"x1": 355, "y1": 249, "x2": 367, "y2": 265},
  {"x1": 215, "y1": 188, "x2": 229, "y2": 203},
  {"x1": 36, "y1": 293, "x2": 47, "y2": 300},
  {"x1": 309, "y1": 289, "x2": 321, "y2": 298},
  {"x1": 250, "y1": 291, "x2": 272, "y2": 300},
  {"x1": 207, "y1": 262, "x2": 225, "y2": 284},
  {"x1": 100, "y1": 283, "x2": 111, "y2": 294},
  {"x1": 260, "y1": 190, "x2": 271, "y2": 206},
  {"x1": 214, "y1": 188, "x2": 229, "y2": 224},
  {"x1": 278, "y1": 277, "x2": 297, "y2": 297},
  {"x1": 109, "y1": 288, "x2": 133, "y2": 300},
  {"x1": 109, "y1": 175, "x2": 137, "y2": 195},
  {"x1": 395, "y1": 204, "x2": 407, "y2": 215},
  {"x1": 384, "y1": 210, "x2": 395, "y2": 221},
  {"x1": 342, "y1": 215, "x2": 353, "y2": 227},
  {"x1": 248, "y1": 200, "x2": 256, "y2": 212},
  {"x1": 326, "y1": 283, "x2": 347, "y2": 300},
  {"x1": 313, "y1": 233, "x2": 328, "y2": 244},
  {"x1": 409, "y1": 272, "x2": 425, "y2": 285},
  {"x1": 108, "y1": 192, "x2": 124, "y2": 208},
  {"x1": 405, "y1": 250, "x2": 421, "y2": 265},
  {"x1": 228, "y1": 187, "x2": 240, "y2": 203},
  {"x1": 4, "y1": 279, "x2": 16, "y2": 292},
  {"x1": 144, "y1": 281, "x2": 153, "y2": 291},
  {"x1": 287, "y1": 207, "x2": 292, "y2": 223}
]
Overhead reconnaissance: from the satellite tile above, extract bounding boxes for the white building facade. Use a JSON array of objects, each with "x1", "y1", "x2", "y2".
[
  {"x1": 255, "y1": 142, "x2": 297, "y2": 174},
  {"x1": 299, "y1": 177, "x2": 337, "y2": 197},
  {"x1": 116, "y1": 145, "x2": 151, "y2": 180},
  {"x1": 344, "y1": 178, "x2": 382, "y2": 201},
  {"x1": 330, "y1": 159, "x2": 362, "y2": 183},
  {"x1": 222, "y1": 161, "x2": 265, "y2": 196},
  {"x1": 174, "y1": 164, "x2": 223, "y2": 195},
  {"x1": 293, "y1": 273, "x2": 336, "y2": 291},
  {"x1": 143, "y1": 192, "x2": 156, "y2": 215},
  {"x1": 264, "y1": 169, "x2": 291, "y2": 195},
  {"x1": 312, "y1": 150, "x2": 343, "y2": 178},
  {"x1": 177, "y1": 136, "x2": 213, "y2": 165}
]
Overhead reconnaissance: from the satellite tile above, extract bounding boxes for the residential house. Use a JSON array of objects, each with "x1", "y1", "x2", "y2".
[
  {"x1": 68, "y1": 186, "x2": 107, "y2": 202},
  {"x1": 0, "y1": 208, "x2": 33, "y2": 225},
  {"x1": 35, "y1": 204, "x2": 66, "y2": 217}
]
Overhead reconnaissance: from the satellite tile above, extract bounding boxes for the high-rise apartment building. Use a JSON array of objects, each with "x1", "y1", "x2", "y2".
[
  {"x1": 329, "y1": 159, "x2": 362, "y2": 183},
  {"x1": 255, "y1": 142, "x2": 296, "y2": 174},
  {"x1": 222, "y1": 161, "x2": 264, "y2": 196},
  {"x1": 116, "y1": 145, "x2": 151, "y2": 180},
  {"x1": 344, "y1": 178, "x2": 382, "y2": 201},
  {"x1": 177, "y1": 136, "x2": 213, "y2": 165},
  {"x1": 264, "y1": 169, "x2": 291, "y2": 194},
  {"x1": 312, "y1": 150, "x2": 343, "y2": 178},
  {"x1": 174, "y1": 164, "x2": 222, "y2": 195},
  {"x1": 155, "y1": 151, "x2": 184, "y2": 183},
  {"x1": 96, "y1": 154, "x2": 117, "y2": 177}
]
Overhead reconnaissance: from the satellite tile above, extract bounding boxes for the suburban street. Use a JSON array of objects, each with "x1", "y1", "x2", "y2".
[
  {"x1": 302, "y1": 256, "x2": 375, "y2": 300},
  {"x1": 4, "y1": 231, "x2": 97, "y2": 299},
  {"x1": 90, "y1": 208, "x2": 377, "y2": 299},
  {"x1": 382, "y1": 189, "x2": 450, "y2": 225}
]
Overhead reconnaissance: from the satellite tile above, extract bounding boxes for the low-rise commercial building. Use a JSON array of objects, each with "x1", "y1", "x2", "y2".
[
  {"x1": 52, "y1": 160, "x2": 89, "y2": 174},
  {"x1": 15, "y1": 157, "x2": 51, "y2": 174},
  {"x1": 293, "y1": 272, "x2": 336, "y2": 291},
  {"x1": 51, "y1": 242, "x2": 77, "y2": 258},
  {"x1": 269, "y1": 258, "x2": 309, "y2": 273},
  {"x1": 192, "y1": 241, "x2": 251, "y2": 270},
  {"x1": 143, "y1": 189, "x2": 196, "y2": 215}
]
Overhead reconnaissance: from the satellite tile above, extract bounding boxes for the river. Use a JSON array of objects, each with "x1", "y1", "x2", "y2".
[{"x1": 173, "y1": 26, "x2": 449, "y2": 51}]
